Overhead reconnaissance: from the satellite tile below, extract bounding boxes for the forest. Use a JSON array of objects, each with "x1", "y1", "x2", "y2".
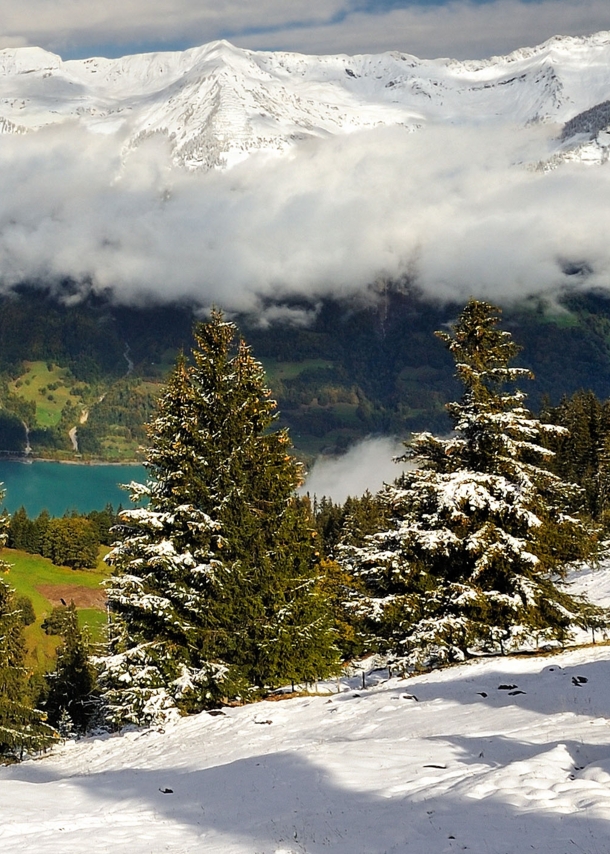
[
  {"x1": 3, "y1": 285, "x2": 610, "y2": 461},
  {"x1": 2, "y1": 299, "x2": 610, "y2": 760}
]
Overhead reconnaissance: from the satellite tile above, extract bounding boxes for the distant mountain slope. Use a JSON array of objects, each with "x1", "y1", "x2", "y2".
[
  {"x1": 547, "y1": 98, "x2": 610, "y2": 168},
  {"x1": 2, "y1": 33, "x2": 610, "y2": 169},
  {"x1": 3, "y1": 288, "x2": 610, "y2": 462}
]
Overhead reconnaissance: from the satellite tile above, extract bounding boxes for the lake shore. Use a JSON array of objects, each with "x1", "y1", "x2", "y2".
[
  {"x1": 35, "y1": 457, "x2": 144, "y2": 467},
  {"x1": 0, "y1": 453, "x2": 143, "y2": 467}
]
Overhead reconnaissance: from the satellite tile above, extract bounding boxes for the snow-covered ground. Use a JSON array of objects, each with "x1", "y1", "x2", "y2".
[{"x1": 3, "y1": 564, "x2": 610, "y2": 854}]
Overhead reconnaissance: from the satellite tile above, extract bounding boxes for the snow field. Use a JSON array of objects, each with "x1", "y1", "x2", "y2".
[{"x1": 3, "y1": 641, "x2": 610, "y2": 853}]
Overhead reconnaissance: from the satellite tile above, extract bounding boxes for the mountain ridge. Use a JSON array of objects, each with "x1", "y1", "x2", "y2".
[{"x1": 2, "y1": 32, "x2": 610, "y2": 169}]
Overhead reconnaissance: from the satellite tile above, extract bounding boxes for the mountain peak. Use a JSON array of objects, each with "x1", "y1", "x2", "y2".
[
  {"x1": 0, "y1": 45, "x2": 62, "y2": 73},
  {"x1": 1, "y1": 33, "x2": 610, "y2": 169}
]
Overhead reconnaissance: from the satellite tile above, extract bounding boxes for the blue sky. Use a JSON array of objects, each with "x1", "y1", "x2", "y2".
[{"x1": 1, "y1": 0, "x2": 610, "y2": 60}]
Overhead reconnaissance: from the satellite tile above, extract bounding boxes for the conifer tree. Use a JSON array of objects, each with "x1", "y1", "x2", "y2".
[
  {"x1": 32, "y1": 510, "x2": 50, "y2": 555},
  {"x1": 541, "y1": 390, "x2": 610, "y2": 524},
  {"x1": 100, "y1": 312, "x2": 338, "y2": 726},
  {"x1": 314, "y1": 492, "x2": 387, "y2": 559},
  {"x1": 343, "y1": 300, "x2": 605, "y2": 670},
  {"x1": 41, "y1": 517, "x2": 99, "y2": 569},
  {"x1": 8, "y1": 507, "x2": 33, "y2": 552},
  {"x1": 43, "y1": 603, "x2": 97, "y2": 734},
  {"x1": 0, "y1": 491, "x2": 56, "y2": 759}
]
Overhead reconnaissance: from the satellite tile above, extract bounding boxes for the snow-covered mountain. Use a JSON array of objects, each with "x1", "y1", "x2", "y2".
[
  {"x1": 1, "y1": 33, "x2": 610, "y2": 309},
  {"x1": 2, "y1": 32, "x2": 610, "y2": 170}
]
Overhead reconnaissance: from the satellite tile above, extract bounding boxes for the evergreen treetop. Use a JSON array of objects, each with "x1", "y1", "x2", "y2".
[{"x1": 343, "y1": 300, "x2": 605, "y2": 670}]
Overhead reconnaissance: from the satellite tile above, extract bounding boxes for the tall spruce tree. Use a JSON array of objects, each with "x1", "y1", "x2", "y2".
[
  {"x1": 541, "y1": 390, "x2": 610, "y2": 523},
  {"x1": 43, "y1": 603, "x2": 97, "y2": 735},
  {"x1": 100, "y1": 312, "x2": 337, "y2": 726},
  {"x1": 0, "y1": 490, "x2": 56, "y2": 759},
  {"x1": 342, "y1": 300, "x2": 605, "y2": 670}
]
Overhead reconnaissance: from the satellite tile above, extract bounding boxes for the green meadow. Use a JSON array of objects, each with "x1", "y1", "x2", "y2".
[
  {"x1": 10, "y1": 361, "x2": 86, "y2": 428},
  {"x1": 260, "y1": 357, "x2": 335, "y2": 382},
  {"x1": 3, "y1": 547, "x2": 111, "y2": 671}
]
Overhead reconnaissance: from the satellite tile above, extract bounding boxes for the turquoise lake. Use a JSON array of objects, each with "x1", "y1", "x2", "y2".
[{"x1": 0, "y1": 461, "x2": 146, "y2": 516}]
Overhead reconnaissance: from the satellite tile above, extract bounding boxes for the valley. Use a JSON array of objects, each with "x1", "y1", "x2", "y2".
[
  {"x1": 2, "y1": 288, "x2": 610, "y2": 464},
  {"x1": 4, "y1": 9, "x2": 610, "y2": 853}
]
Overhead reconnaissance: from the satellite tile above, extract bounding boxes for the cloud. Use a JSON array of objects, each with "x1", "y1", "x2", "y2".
[
  {"x1": 237, "y1": 1, "x2": 610, "y2": 60},
  {"x1": 0, "y1": 1, "x2": 348, "y2": 56},
  {"x1": 1, "y1": 1, "x2": 610, "y2": 60},
  {"x1": 300, "y1": 437, "x2": 407, "y2": 503},
  {"x1": 1, "y1": 119, "x2": 610, "y2": 313}
]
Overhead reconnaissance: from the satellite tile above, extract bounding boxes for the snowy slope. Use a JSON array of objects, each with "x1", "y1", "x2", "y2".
[
  {"x1": 2, "y1": 32, "x2": 610, "y2": 169},
  {"x1": 3, "y1": 564, "x2": 610, "y2": 853},
  {"x1": 3, "y1": 647, "x2": 610, "y2": 854}
]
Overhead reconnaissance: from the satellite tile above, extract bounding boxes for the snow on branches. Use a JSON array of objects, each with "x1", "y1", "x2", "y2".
[
  {"x1": 342, "y1": 300, "x2": 606, "y2": 671},
  {"x1": 100, "y1": 311, "x2": 337, "y2": 727}
]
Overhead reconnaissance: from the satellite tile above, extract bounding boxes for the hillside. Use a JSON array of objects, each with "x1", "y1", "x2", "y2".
[
  {"x1": 2, "y1": 288, "x2": 610, "y2": 462},
  {"x1": 2, "y1": 637, "x2": 610, "y2": 852},
  {"x1": 4, "y1": 547, "x2": 110, "y2": 671}
]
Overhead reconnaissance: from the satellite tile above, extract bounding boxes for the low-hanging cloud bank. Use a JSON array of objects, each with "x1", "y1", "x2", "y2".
[
  {"x1": 300, "y1": 437, "x2": 408, "y2": 504},
  {"x1": 1, "y1": 120, "x2": 609, "y2": 312}
]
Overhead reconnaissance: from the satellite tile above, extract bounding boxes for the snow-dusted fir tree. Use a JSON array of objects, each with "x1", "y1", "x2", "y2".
[
  {"x1": 343, "y1": 300, "x2": 605, "y2": 670},
  {"x1": 43, "y1": 603, "x2": 97, "y2": 735},
  {"x1": 0, "y1": 489, "x2": 57, "y2": 758},
  {"x1": 100, "y1": 312, "x2": 337, "y2": 726}
]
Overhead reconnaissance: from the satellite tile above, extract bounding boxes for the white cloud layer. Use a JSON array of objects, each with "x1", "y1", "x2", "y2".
[
  {"x1": 1, "y1": 1, "x2": 610, "y2": 60},
  {"x1": 1, "y1": 120, "x2": 609, "y2": 313},
  {"x1": 239, "y1": 1, "x2": 610, "y2": 59},
  {"x1": 0, "y1": 1, "x2": 348, "y2": 56},
  {"x1": 300, "y1": 437, "x2": 407, "y2": 503}
]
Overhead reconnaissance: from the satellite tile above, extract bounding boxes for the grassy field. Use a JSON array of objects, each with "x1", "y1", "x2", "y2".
[
  {"x1": 10, "y1": 361, "x2": 86, "y2": 428},
  {"x1": 100, "y1": 434, "x2": 143, "y2": 461},
  {"x1": 260, "y1": 358, "x2": 334, "y2": 383},
  {"x1": 3, "y1": 547, "x2": 111, "y2": 671}
]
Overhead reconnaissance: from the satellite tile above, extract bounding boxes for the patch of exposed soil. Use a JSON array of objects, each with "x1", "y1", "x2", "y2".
[{"x1": 37, "y1": 584, "x2": 106, "y2": 609}]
